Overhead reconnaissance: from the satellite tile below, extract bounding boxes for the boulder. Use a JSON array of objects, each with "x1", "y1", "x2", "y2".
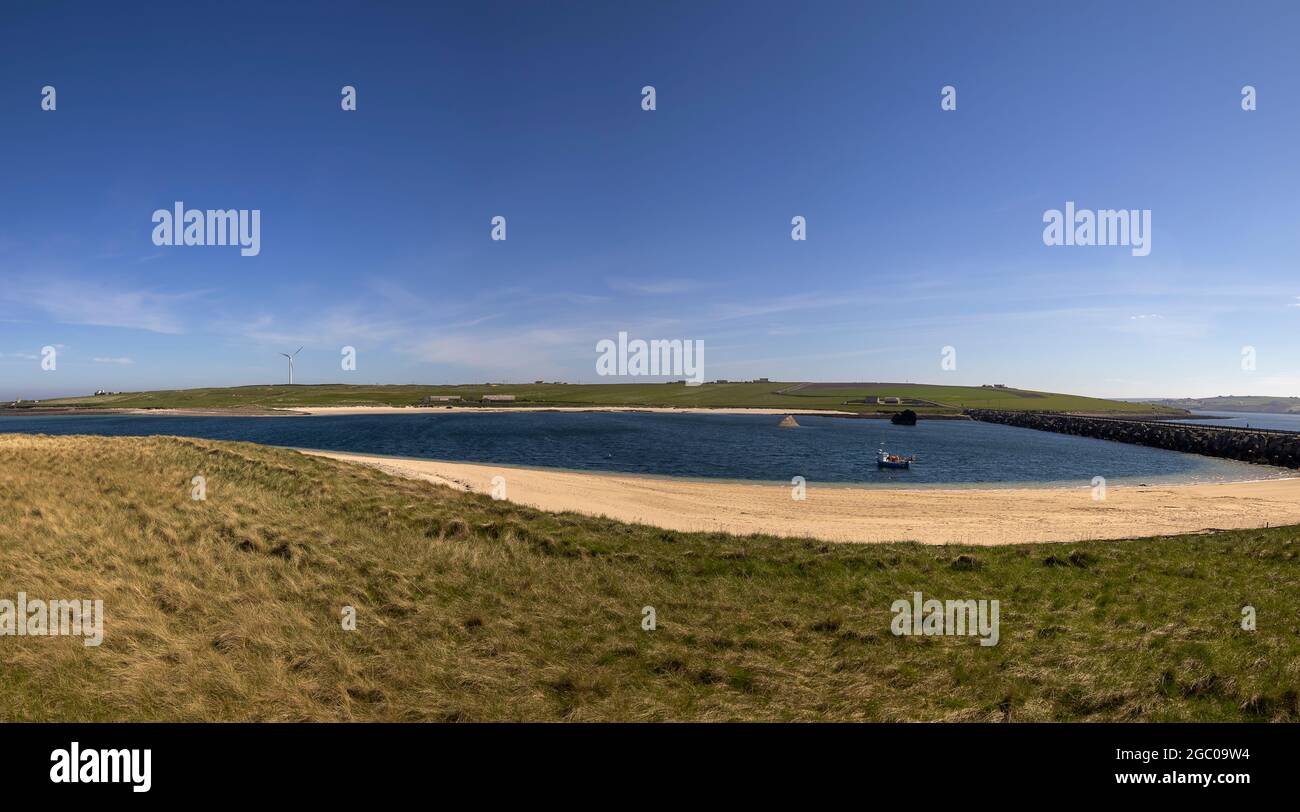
[{"x1": 890, "y1": 409, "x2": 918, "y2": 426}]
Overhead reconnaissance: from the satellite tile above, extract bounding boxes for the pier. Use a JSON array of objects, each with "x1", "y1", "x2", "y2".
[{"x1": 967, "y1": 410, "x2": 1300, "y2": 469}]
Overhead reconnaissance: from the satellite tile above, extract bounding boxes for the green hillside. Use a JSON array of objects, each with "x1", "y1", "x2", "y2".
[
  {"x1": 35, "y1": 382, "x2": 1182, "y2": 415},
  {"x1": 1146, "y1": 396, "x2": 1300, "y2": 415}
]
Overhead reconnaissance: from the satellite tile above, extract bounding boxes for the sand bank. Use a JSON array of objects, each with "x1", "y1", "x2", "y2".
[
  {"x1": 301, "y1": 450, "x2": 1300, "y2": 545},
  {"x1": 295, "y1": 405, "x2": 859, "y2": 416},
  {"x1": 125, "y1": 407, "x2": 298, "y2": 417}
]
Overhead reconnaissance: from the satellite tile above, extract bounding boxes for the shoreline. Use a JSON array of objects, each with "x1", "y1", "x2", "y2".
[
  {"x1": 1, "y1": 405, "x2": 936, "y2": 418},
  {"x1": 0, "y1": 406, "x2": 298, "y2": 417},
  {"x1": 294, "y1": 405, "x2": 867, "y2": 416},
  {"x1": 1, "y1": 405, "x2": 862, "y2": 418},
  {"x1": 7, "y1": 404, "x2": 1201, "y2": 420},
  {"x1": 302, "y1": 449, "x2": 1300, "y2": 545},
  {"x1": 289, "y1": 446, "x2": 1296, "y2": 491}
]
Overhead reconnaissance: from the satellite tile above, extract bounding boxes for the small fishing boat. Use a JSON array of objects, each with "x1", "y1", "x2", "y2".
[{"x1": 876, "y1": 449, "x2": 916, "y2": 469}]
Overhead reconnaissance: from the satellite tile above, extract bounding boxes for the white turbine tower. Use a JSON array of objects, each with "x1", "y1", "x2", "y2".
[{"x1": 279, "y1": 347, "x2": 302, "y2": 385}]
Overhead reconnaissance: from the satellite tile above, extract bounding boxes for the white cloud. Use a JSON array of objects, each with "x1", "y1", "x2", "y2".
[
  {"x1": 213, "y1": 309, "x2": 410, "y2": 348},
  {"x1": 608, "y1": 278, "x2": 700, "y2": 295},
  {"x1": 399, "y1": 326, "x2": 592, "y2": 378},
  {"x1": 3, "y1": 279, "x2": 202, "y2": 334}
]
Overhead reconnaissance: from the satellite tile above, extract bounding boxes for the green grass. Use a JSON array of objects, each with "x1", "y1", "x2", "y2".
[
  {"x1": 1, "y1": 433, "x2": 1295, "y2": 721},
  {"x1": 1148, "y1": 396, "x2": 1300, "y2": 415},
  {"x1": 35, "y1": 381, "x2": 1182, "y2": 415}
]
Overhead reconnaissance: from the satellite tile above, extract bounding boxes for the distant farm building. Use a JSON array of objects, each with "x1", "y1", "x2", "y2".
[
  {"x1": 481, "y1": 394, "x2": 517, "y2": 403},
  {"x1": 420, "y1": 395, "x2": 462, "y2": 405},
  {"x1": 875, "y1": 396, "x2": 901, "y2": 405}
]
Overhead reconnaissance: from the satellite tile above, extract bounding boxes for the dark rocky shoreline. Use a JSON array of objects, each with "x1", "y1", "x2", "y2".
[{"x1": 968, "y1": 410, "x2": 1300, "y2": 469}]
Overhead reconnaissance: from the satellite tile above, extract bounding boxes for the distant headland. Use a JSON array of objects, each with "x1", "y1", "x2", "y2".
[{"x1": 12, "y1": 381, "x2": 1186, "y2": 418}]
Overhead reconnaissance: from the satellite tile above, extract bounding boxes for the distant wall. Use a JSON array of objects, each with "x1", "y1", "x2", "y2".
[{"x1": 967, "y1": 410, "x2": 1300, "y2": 469}]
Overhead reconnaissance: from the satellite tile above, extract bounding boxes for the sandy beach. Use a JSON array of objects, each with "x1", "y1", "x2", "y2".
[
  {"x1": 67, "y1": 405, "x2": 864, "y2": 418},
  {"x1": 294, "y1": 405, "x2": 862, "y2": 417},
  {"x1": 302, "y1": 449, "x2": 1300, "y2": 545}
]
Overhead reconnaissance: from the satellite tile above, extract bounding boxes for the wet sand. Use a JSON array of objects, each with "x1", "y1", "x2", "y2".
[{"x1": 302, "y1": 450, "x2": 1300, "y2": 545}]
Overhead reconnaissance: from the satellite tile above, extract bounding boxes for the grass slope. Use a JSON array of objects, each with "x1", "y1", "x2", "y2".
[
  {"x1": 37, "y1": 382, "x2": 1179, "y2": 415},
  {"x1": 1, "y1": 434, "x2": 1295, "y2": 721},
  {"x1": 1149, "y1": 396, "x2": 1300, "y2": 415}
]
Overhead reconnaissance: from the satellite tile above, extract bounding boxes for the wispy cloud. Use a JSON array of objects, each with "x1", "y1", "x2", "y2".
[
  {"x1": 3, "y1": 279, "x2": 203, "y2": 334},
  {"x1": 703, "y1": 293, "x2": 834, "y2": 322},
  {"x1": 212, "y1": 309, "x2": 408, "y2": 347},
  {"x1": 1, "y1": 344, "x2": 66, "y2": 361},
  {"x1": 92, "y1": 356, "x2": 134, "y2": 365},
  {"x1": 398, "y1": 326, "x2": 593, "y2": 378},
  {"x1": 608, "y1": 278, "x2": 700, "y2": 295}
]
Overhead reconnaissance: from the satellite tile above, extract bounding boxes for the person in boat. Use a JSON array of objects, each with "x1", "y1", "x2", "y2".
[{"x1": 876, "y1": 449, "x2": 916, "y2": 468}]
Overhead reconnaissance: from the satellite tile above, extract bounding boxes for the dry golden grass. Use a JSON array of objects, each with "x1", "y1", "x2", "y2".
[{"x1": 1, "y1": 433, "x2": 1297, "y2": 721}]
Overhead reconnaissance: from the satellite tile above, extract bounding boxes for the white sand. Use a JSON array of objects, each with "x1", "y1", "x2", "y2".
[
  {"x1": 302, "y1": 450, "x2": 1300, "y2": 545},
  {"x1": 294, "y1": 405, "x2": 859, "y2": 416}
]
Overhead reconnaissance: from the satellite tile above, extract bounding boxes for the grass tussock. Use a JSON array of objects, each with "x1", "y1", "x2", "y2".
[{"x1": 1, "y1": 433, "x2": 1298, "y2": 722}]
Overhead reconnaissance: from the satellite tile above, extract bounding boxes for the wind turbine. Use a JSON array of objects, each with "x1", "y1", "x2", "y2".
[{"x1": 279, "y1": 347, "x2": 302, "y2": 385}]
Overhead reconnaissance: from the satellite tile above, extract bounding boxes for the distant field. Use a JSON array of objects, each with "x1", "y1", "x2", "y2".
[
  {"x1": 1145, "y1": 396, "x2": 1300, "y2": 415},
  {"x1": 35, "y1": 382, "x2": 1182, "y2": 415},
  {"x1": 0, "y1": 434, "x2": 1294, "y2": 721}
]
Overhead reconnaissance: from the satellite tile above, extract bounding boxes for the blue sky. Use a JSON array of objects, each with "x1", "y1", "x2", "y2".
[{"x1": 1, "y1": 0, "x2": 1298, "y2": 400}]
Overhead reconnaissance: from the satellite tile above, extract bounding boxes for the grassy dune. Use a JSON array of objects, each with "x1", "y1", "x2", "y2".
[
  {"x1": 36, "y1": 381, "x2": 1180, "y2": 415},
  {"x1": 1, "y1": 434, "x2": 1295, "y2": 721}
]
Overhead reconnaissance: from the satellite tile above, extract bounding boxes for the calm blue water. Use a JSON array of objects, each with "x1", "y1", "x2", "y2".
[
  {"x1": 1171, "y1": 410, "x2": 1300, "y2": 433},
  {"x1": 0, "y1": 411, "x2": 1287, "y2": 487}
]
